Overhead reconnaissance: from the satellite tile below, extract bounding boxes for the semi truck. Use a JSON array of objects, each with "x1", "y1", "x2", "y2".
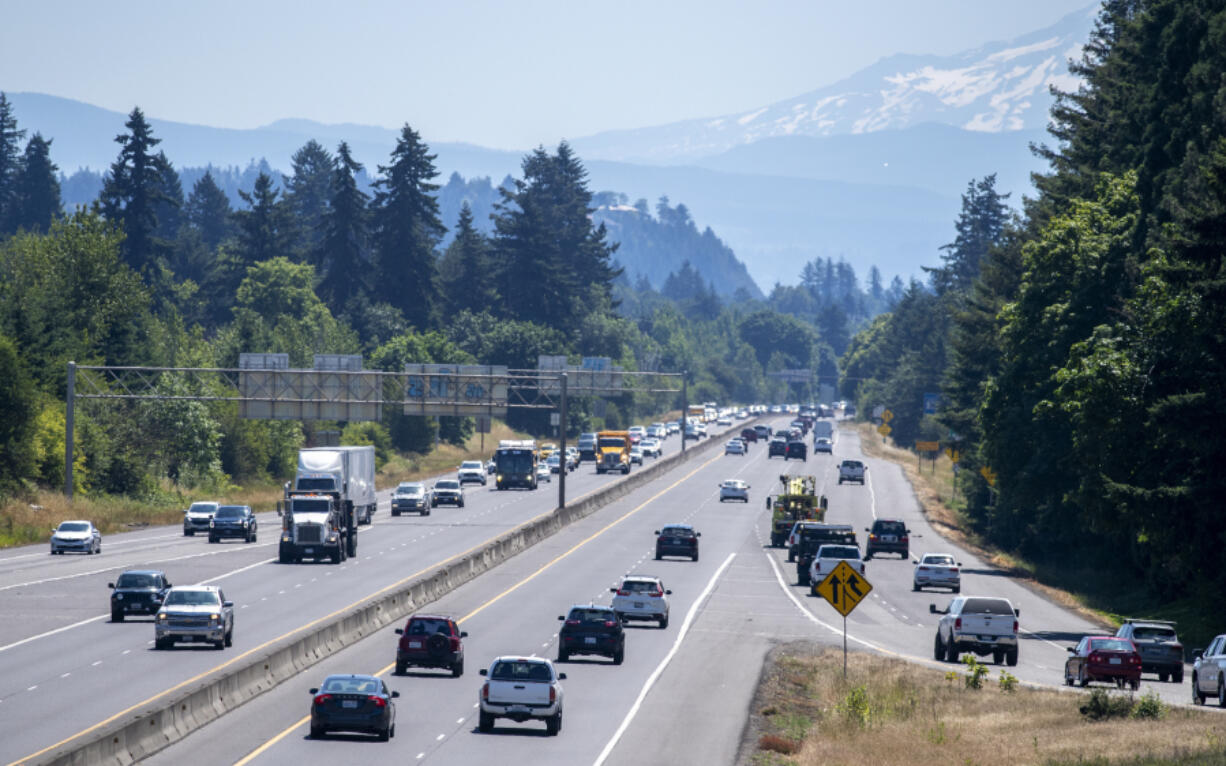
[
  {"x1": 595, "y1": 431, "x2": 632, "y2": 474},
  {"x1": 278, "y1": 446, "x2": 376, "y2": 564},
  {"x1": 494, "y1": 439, "x2": 538, "y2": 490}
]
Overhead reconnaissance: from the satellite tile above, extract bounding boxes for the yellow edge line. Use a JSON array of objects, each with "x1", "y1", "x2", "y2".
[
  {"x1": 11, "y1": 483, "x2": 606, "y2": 766},
  {"x1": 233, "y1": 451, "x2": 724, "y2": 766}
]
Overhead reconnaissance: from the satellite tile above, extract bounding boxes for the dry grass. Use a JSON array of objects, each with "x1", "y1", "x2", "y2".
[
  {"x1": 848, "y1": 421, "x2": 1112, "y2": 629},
  {"x1": 749, "y1": 646, "x2": 1226, "y2": 766}
]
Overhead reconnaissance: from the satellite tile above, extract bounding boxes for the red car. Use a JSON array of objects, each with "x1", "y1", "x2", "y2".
[
  {"x1": 1065, "y1": 636, "x2": 1141, "y2": 689},
  {"x1": 394, "y1": 613, "x2": 466, "y2": 677},
  {"x1": 740, "y1": 428, "x2": 758, "y2": 443}
]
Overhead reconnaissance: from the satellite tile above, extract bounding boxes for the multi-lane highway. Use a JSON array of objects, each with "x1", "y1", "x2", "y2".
[{"x1": 2, "y1": 416, "x2": 1212, "y2": 765}]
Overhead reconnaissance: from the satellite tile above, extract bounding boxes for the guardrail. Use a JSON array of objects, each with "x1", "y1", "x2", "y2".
[{"x1": 35, "y1": 419, "x2": 757, "y2": 765}]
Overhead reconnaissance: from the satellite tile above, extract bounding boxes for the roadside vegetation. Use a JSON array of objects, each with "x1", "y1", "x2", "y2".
[{"x1": 747, "y1": 645, "x2": 1226, "y2": 766}]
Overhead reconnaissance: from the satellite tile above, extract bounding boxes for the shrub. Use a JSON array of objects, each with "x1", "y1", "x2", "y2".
[
  {"x1": 836, "y1": 684, "x2": 872, "y2": 728},
  {"x1": 962, "y1": 655, "x2": 989, "y2": 689},
  {"x1": 1079, "y1": 688, "x2": 1134, "y2": 720},
  {"x1": 998, "y1": 670, "x2": 1019, "y2": 693},
  {"x1": 1131, "y1": 690, "x2": 1167, "y2": 720}
]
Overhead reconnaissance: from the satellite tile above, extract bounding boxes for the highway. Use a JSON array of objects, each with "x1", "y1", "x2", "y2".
[
  {"x1": 0, "y1": 421, "x2": 743, "y2": 766},
  {"x1": 5, "y1": 415, "x2": 1213, "y2": 765}
]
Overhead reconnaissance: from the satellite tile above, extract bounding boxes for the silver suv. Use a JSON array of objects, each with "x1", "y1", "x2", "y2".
[
  {"x1": 183, "y1": 501, "x2": 218, "y2": 536},
  {"x1": 1192, "y1": 634, "x2": 1226, "y2": 706},
  {"x1": 155, "y1": 586, "x2": 234, "y2": 650},
  {"x1": 610, "y1": 575, "x2": 671, "y2": 628}
]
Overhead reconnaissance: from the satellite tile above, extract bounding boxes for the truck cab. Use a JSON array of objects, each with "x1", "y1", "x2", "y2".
[
  {"x1": 279, "y1": 492, "x2": 350, "y2": 564},
  {"x1": 494, "y1": 440, "x2": 538, "y2": 490},
  {"x1": 794, "y1": 524, "x2": 856, "y2": 585},
  {"x1": 595, "y1": 431, "x2": 631, "y2": 475}
]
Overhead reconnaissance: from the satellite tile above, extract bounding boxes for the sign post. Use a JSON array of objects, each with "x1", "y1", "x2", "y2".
[{"x1": 815, "y1": 560, "x2": 873, "y2": 678}]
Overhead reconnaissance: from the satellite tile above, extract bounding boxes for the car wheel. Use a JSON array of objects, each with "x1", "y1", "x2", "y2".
[
  {"x1": 112, "y1": 610, "x2": 124, "y2": 623},
  {"x1": 613, "y1": 648, "x2": 624, "y2": 665},
  {"x1": 1219, "y1": 676, "x2": 1226, "y2": 708},
  {"x1": 378, "y1": 723, "x2": 391, "y2": 742},
  {"x1": 1174, "y1": 668, "x2": 1184, "y2": 684},
  {"x1": 546, "y1": 712, "x2": 561, "y2": 736},
  {"x1": 660, "y1": 615, "x2": 669, "y2": 629},
  {"x1": 654, "y1": 552, "x2": 662, "y2": 561},
  {"x1": 392, "y1": 509, "x2": 400, "y2": 517},
  {"x1": 395, "y1": 660, "x2": 407, "y2": 675},
  {"x1": 224, "y1": 629, "x2": 233, "y2": 647},
  {"x1": 1159, "y1": 671, "x2": 1169, "y2": 683},
  {"x1": 1079, "y1": 667, "x2": 1088, "y2": 687},
  {"x1": 478, "y1": 711, "x2": 494, "y2": 733},
  {"x1": 934, "y1": 633, "x2": 945, "y2": 661},
  {"x1": 424, "y1": 509, "x2": 431, "y2": 516},
  {"x1": 557, "y1": 649, "x2": 568, "y2": 663},
  {"x1": 946, "y1": 639, "x2": 959, "y2": 664},
  {"x1": 1006, "y1": 649, "x2": 1018, "y2": 667},
  {"x1": 692, "y1": 552, "x2": 699, "y2": 562},
  {"x1": 310, "y1": 725, "x2": 325, "y2": 739},
  {"x1": 1131, "y1": 679, "x2": 1141, "y2": 691},
  {"x1": 1192, "y1": 674, "x2": 1205, "y2": 705},
  {"x1": 184, "y1": 529, "x2": 194, "y2": 537},
  {"x1": 1065, "y1": 666, "x2": 1074, "y2": 686},
  {"x1": 208, "y1": 535, "x2": 217, "y2": 544},
  {"x1": 912, "y1": 583, "x2": 921, "y2": 592},
  {"x1": 787, "y1": 551, "x2": 795, "y2": 562},
  {"x1": 459, "y1": 501, "x2": 465, "y2": 508},
  {"x1": 452, "y1": 659, "x2": 463, "y2": 678}
]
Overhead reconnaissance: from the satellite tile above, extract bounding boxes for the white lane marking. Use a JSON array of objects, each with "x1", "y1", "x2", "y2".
[
  {"x1": 416, "y1": 754, "x2": 424, "y2": 760},
  {"x1": 26, "y1": 685, "x2": 37, "y2": 691},
  {"x1": 198, "y1": 557, "x2": 276, "y2": 585},
  {"x1": 592, "y1": 552, "x2": 736, "y2": 766},
  {"x1": 0, "y1": 614, "x2": 108, "y2": 654},
  {"x1": 455, "y1": 718, "x2": 464, "y2": 724},
  {"x1": 59, "y1": 673, "x2": 70, "y2": 679},
  {"x1": 91, "y1": 661, "x2": 102, "y2": 666},
  {"x1": 121, "y1": 649, "x2": 130, "y2": 655},
  {"x1": 867, "y1": 468, "x2": 879, "y2": 520},
  {"x1": 435, "y1": 733, "x2": 445, "y2": 741},
  {"x1": 0, "y1": 543, "x2": 278, "y2": 592}
]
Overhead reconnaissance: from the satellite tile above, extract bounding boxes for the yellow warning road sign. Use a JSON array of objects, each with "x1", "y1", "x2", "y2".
[
  {"x1": 877, "y1": 424, "x2": 892, "y2": 436},
  {"x1": 881, "y1": 409, "x2": 894, "y2": 423},
  {"x1": 815, "y1": 560, "x2": 873, "y2": 617}
]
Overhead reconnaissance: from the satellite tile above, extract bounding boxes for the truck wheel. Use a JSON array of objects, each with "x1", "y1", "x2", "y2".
[
  {"x1": 787, "y1": 550, "x2": 795, "y2": 562},
  {"x1": 424, "y1": 509, "x2": 431, "y2": 516},
  {"x1": 224, "y1": 629, "x2": 233, "y2": 647},
  {"x1": 946, "y1": 640, "x2": 959, "y2": 663},
  {"x1": 557, "y1": 649, "x2": 569, "y2": 663},
  {"x1": 392, "y1": 509, "x2": 400, "y2": 517},
  {"x1": 330, "y1": 549, "x2": 341, "y2": 564},
  {"x1": 112, "y1": 610, "x2": 124, "y2": 623},
  {"x1": 459, "y1": 500, "x2": 465, "y2": 508},
  {"x1": 934, "y1": 633, "x2": 944, "y2": 661},
  {"x1": 1006, "y1": 649, "x2": 1018, "y2": 667},
  {"x1": 993, "y1": 650, "x2": 1004, "y2": 665},
  {"x1": 208, "y1": 535, "x2": 218, "y2": 544},
  {"x1": 478, "y1": 711, "x2": 494, "y2": 732},
  {"x1": 546, "y1": 712, "x2": 561, "y2": 736}
]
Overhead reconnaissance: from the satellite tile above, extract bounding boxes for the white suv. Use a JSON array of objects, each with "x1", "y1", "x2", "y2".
[
  {"x1": 458, "y1": 461, "x2": 487, "y2": 486},
  {"x1": 611, "y1": 576, "x2": 671, "y2": 628}
]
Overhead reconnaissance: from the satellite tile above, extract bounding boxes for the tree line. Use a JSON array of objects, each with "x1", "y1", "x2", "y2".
[
  {"x1": 0, "y1": 94, "x2": 895, "y2": 501},
  {"x1": 840, "y1": 0, "x2": 1226, "y2": 607}
]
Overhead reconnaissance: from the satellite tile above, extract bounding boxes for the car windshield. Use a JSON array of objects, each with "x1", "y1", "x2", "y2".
[
  {"x1": 842, "y1": 461, "x2": 864, "y2": 469},
  {"x1": 396, "y1": 484, "x2": 423, "y2": 496},
  {"x1": 495, "y1": 451, "x2": 533, "y2": 474},
  {"x1": 188, "y1": 503, "x2": 217, "y2": 514},
  {"x1": 622, "y1": 580, "x2": 661, "y2": 594},
  {"x1": 820, "y1": 546, "x2": 860, "y2": 559},
  {"x1": 661, "y1": 527, "x2": 693, "y2": 538},
  {"x1": 547, "y1": 455, "x2": 560, "y2": 463},
  {"x1": 164, "y1": 590, "x2": 220, "y2": 606},
  {"x1": 460, "y1": 462, "x2": 482, "y2": 470},
  {"x1": 962, "y1": 598, "x2": 1014, "y2": 615},
  {"x1": 436, "y1": 481, "x2": 460, "y2": 490},
  {"x1": 116, "y1": 573, "x2": 158, "y2": 588},
  {"x1": 724, "y1": 481, "x2": 745, "y2": 488},
  {"x1": 1091, "y1": 638, "x2": 1135, "y2": 652},
  {"x1": 290, "y1": 498, "x2": 330, "y2": 514},
  {"x1": 297, "y1": 477, "x2": 336, "y2": 491},
  {"x1": 598, "y1": 437, "x2": 626, "y2": 449},
  {"x1": 320, "y1": 676, "x2": 381, "y2": 693},
  {"x1": 570, "y1": 608, "x2": 615, "y2": 622},
  {"x1": 405, "y1": 618, "x2": 451, "y2": 635},
  {"x1": 491, "y1": 661, "x2": 552, "y2": 682},
  {"x1": 875, "y1": 521, "x2": 905, "y2": 533},
  {"x1": 1131, "y1": 626, "x2": 1177, "y2": 641},
  {"x1": 58, "y1": 522, "x2": 89, "y2": 532},
  {"x1": 215, "y1": 506, "x2": 245, "y2": 518},
  {"x1": 923, "y1": 555, "x2": 955, "y2": 566}
]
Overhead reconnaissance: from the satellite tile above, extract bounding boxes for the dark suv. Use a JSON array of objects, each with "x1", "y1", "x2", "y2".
[
  {"x1": 209, "y1": 505, "x2": 257, "y2": 543},
  {"x1": 740, "y1": 427, "x2": 758, "y2": 443},
  {"x1": 794, "y1": 524, "x2": 857, "y2": 585},
  {"x1": 394, "y1": 614, "x2": 466, "y2": 676},
  {"x1": 785, "y1": 440, "x2": 808, "y2": 461},
  {"x1": 768, "y1": 438, "x2": 788, "y2": 458},
  {"x1": 557, "y1": 605, "x2": 625, "y2": 664},
  {"x1": 655, "y1": 524, "x2": 700, "y2": 561},
  {"x1": 109, "y1": 569, "x2": 172, "y2": 622},
  {"x1": 864, "y1": 519, "x2": 910, "y2": 559},
  {"x1": 1115, "y1": 620, "x2": 1184, "y2": 682}
]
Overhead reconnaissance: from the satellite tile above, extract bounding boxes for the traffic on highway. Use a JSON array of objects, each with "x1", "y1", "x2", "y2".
[{"x1": 0, "y1": 406, "x2": 1219, "y2": 766}]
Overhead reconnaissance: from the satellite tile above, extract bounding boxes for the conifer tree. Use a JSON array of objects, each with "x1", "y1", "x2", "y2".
[
  {"x1": 0, "y1": 93, "x2": 27, "y2": 236},
  {"x1": 284, "y1": 140, "x2": 333, "y2": 260},
  {"x1": 153, "y1": 151, "x2": 184, "y2": 241},
  {"x1": 10, "y1": 133, "x2": 61, "y2": 233},
  {"x1": 235, "y1": 171, "x2": 294, "y2": 265},
  {"x1": 184, "y1": 170, "x2": 232, "y2": 251},
  {"x1": 99, "y1": 107, "x2": 166, "y2": 280},
  {"x1": 372, "y1": 124, "x2": 444, "y2": 329},
  {"x1": 318, "y1": 142, "x2": 371, "y2": 311},
  {"x1": 438, "y1": 203, "x2": 496, "y2": 315}
]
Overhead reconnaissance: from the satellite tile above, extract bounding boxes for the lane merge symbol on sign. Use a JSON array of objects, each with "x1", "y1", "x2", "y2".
[{"x1": 815, "y1": 560, "x2": 873, "y2": 617}]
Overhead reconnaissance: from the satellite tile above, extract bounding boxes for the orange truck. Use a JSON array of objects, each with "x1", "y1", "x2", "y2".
[{"x1": 595, "y1": 431, "x2": 632, "y2": 475}]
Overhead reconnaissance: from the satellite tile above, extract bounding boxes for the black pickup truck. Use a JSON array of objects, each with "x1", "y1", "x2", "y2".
[{"x1": 795, "y1": 524, "x2": 857, "y2": 586}]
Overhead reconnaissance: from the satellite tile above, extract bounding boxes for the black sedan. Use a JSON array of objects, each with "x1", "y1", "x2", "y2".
[
  {"x1": 208, "y1": 505, "x2": 257, "y2": 543},
  {"x1": 655, "y1": 524, "x2": 701, "y2": 561},
  {"x1": 557, "y1": 605, "x2": 625, "y2": 664},
  {"x1": 768, "y1": 438, "x2": 788, "y2": 458},
  {"x1": 109, "y1": 569, "x2": 172, "y2": 622},
  {"x1": 785, "y1": 440, "x2": 808, "y2": 461},
  {"x1": 310, "y1": 674, "x2": 399, "y2": 740}
]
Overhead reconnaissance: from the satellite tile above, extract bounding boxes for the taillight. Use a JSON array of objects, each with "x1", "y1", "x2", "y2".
[
  {"x1": 954, "y1": 618, "x2": 962, "y2": 631},
  {"x1": 565, "y1": 619, "x2": 580, "y2": 626},
  {"x1": 918, "y1": 566, "x2": 930, "y2": 572},
  {"x1": 901, "y1": 536, "x2": 909, "y2": 543},
  {"x1": 1131, "y1": 655, "x2": 1141, "y2": 664},
  {"x1": 450, "y1": 637, "x2": 460, "y2": 651},
  {"x1": 313, "y1": 694, "x2": 332, "y2": 706},
  {"x1": 369, "y1": 695, "x2": 386, "y2": 708},
  {"x1": 482, "y1": 683, "x2": 489, "y2": 701},
  {"x1": 549, "y1": 686, "x2": 556, "y2": 703},
  {"x1": 1089, "y1": 652, "x2": 1102, "y2": 663},
  {"x1": 617, "y1": 589, "x2": 630, "y2": 596},
  {"x1": 604, "y1": 620, "x2": 618, "y2": 628},
  {"x1": 950, "y1": 568, "x2": 959, "y2": 573},
  {"x1": 650, "y1": 590, "x2": 663, "y2": 597},
  {"x1": 1013, "y1": 620, "x2": 1019, "y2": 633}
]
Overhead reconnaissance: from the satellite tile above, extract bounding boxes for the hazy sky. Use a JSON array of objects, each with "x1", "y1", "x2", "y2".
[{"x1": 2, "y1": 0, "x2": 1095, "y2": 150}]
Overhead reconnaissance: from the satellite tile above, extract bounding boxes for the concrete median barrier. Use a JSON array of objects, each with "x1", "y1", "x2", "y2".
[{"x1": 36, "y1": 420, "x2": 754, "y2": 766}]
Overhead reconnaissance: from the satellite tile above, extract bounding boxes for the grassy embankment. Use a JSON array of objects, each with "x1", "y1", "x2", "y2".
[
  {"x1": 0, "y1": 420, "x2": 531, "y2": 550},
  {"x1": 849, "y1": 421, "x2": 1218, "y2": 650},
  {"x1": 748, "y1": 645, "x2": 1226, "y2": 766}
]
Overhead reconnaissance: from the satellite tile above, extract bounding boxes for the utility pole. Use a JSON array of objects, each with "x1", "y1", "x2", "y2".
[
  {"x1": 680, "y1": 373, "x2": 688, "y2": 453},
  {"x1": 558, "y1": 373, "x2": 567, "y2": 509},
  {"x1": 65, "y1": 361, "x2": 75, "y2": 500}
]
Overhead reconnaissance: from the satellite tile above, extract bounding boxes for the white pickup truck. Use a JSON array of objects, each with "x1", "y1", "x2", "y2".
[
  {"x1": 838, "y1": 459, "x2": 866, "y2": 485},
  {"x1": 807, "y1": 543, "x2": 866, "y2": 594},
  {"x1": 478, "y1": 656, "x2": 566, "y2": 735},
  {"x1": 931, "y1": 596, "x2": 1020, "y2": 666}
]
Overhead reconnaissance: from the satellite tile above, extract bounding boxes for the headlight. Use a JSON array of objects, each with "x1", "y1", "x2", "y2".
[
  {"x1": 496, "y1": 475, "x2": 503, "y2": 482},
  {"x1": 209, "y1": 521, "x2": 215, "y2": 528},
  {"x1": 115, "y1": 593, "x2": 123, "y2": 600},
  {"x1": 209, "y1": 613, "x2": 221, "y2": 621},
  {"x1": 241, "y1": 519, "x2": 248, "y2": 527},
  {"x1": 157, "y1": 613, "x2": 168, "y2": 620}
]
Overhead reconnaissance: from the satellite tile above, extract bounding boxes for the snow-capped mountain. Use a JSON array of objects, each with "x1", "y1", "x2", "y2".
[{"x1": 573, "y1": 5, "x2": 1097, "y2": 164}]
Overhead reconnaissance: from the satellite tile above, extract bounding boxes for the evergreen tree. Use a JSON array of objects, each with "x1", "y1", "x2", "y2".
[
  {"x1": 318, "y1": 142, "x2": 371, "y2": 311},
  {"x1": 371, "y1": 124, "x2": 444, "y2": 329},
  {"x1": 153, "y1": 151, "x2": 184, "y2": 241},
  {"x1": 284, "y1": 140, "x2": 333, "y2": 260},
  {"x1": 235, "y1": 172, "x2": 294, "y2": 265},
  {"x1": 184, "y1": 170, "x2": 232, "y2": 251},
  {"x1": 10, "y1": 133, "x2": 61, "y2": 234},
  {"x1": 926, "y1": 175, "x2": 1010, "y2": 295},
  {"x1": 99, "y1": 107, "x2": 167, "y2": 280},
  {"x1": 438, "y1": 203, "x2": 496, "y2": 315},
  {"x1": 0, "y1": 92, "x2": 25, "y2": 234}
]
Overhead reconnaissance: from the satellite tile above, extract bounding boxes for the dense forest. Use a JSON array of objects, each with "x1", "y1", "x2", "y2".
[
  {"x1": 840, "y1": 0, "x2": 1226, "y2": 607},
  {"x1": 0, "y1": 94, "x2": 898, "y2": 501}
]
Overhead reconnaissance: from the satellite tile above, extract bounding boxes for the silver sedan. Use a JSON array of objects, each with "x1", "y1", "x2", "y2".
[
  {"x1": 50, "y1": 520, "x2": 101, "y2": 555},
  {"x1": 913, "y1": 553, "x2": 961, "y2": 592},
  {"x1": 719, "y1": 479, "x2": 750, "y2": 503}
]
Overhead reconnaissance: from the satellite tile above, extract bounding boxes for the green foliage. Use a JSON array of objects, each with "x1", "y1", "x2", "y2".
[
  {"x1": 835, "y1": 684, "x2": 872, "y2": 728},
  {"x1": 0, "y1": 334, "x2": 37, "y2": 492},
  {"x1": 997, "y1": 670, "x2": 1018, "y2": 693},
  {"x1": 99, "y1": 107, "x2": 167, "y2": 283},
  {"x1": 340, "y1": 422, "x2": 393, "y2": 469},
  {"x1": 9, "y1": 133, "x2": 61, "y2": 234},
  {"x1": 961, "y1": 655, "x2": 988, "y2": 689},
  {"x1": 1078, "y1": 688, "x2": 1133, "y2": 721},
  {"x1": 1131, "y1": 690, "x2": 1166, "y2": 720}
]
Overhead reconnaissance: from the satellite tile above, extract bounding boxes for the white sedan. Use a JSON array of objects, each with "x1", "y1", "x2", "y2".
[
  {"x1": 913, "y1": 553, "x2": 962, "y2": 592},
  {"x1": 719, "y1": 479, "x2": 750, "y2": 503},
  {"x1": 535, "y1": 463, "x2": 552, "y2": 483},
  {"x1": 640, "y1": 438, "x2": 662, "y2": 458},
  {"x1": 724, "y1": 439, "x2": 747, "y2": 456}
]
